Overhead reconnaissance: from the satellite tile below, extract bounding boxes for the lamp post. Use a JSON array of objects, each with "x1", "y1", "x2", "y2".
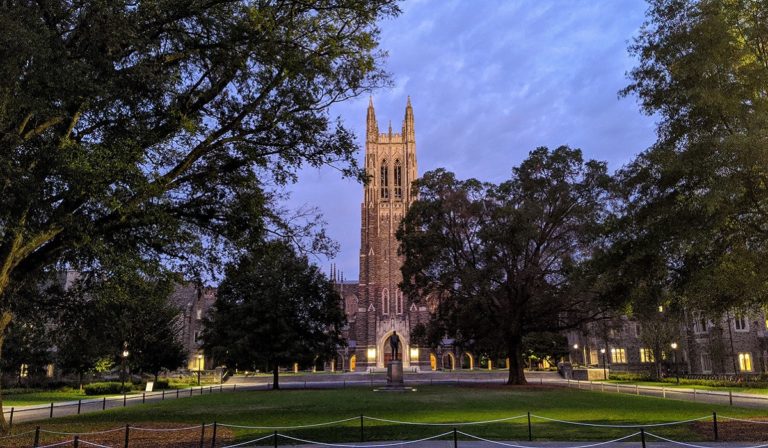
[
  {"x1": 572, "y1": 344, "x2": 579, "y2": 366},
  {"x1": 671, "y1": 342, "x2": 679, "y2": 383},
  {"x1": 120, "y1": 342, "x2": 130, "y2": 391},
  {"x1": 197, "y1": 353, "x2": 203, "y2": 385},
  {"x1": 600, "y1": 348, "x2": 607, "y2": 380}
]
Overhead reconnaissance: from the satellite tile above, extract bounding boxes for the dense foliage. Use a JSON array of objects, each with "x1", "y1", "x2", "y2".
[
  {"x1": 202, "y1": 241, "x2": 346, "y2": 389},
  {"x1": 398, "y1": 147, "x2": 614, "y2": 384}
]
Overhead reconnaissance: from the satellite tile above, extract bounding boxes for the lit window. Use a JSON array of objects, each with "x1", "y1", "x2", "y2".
[
  {"x1": 734, "y1": 314, "x2": 749, "y2": 332},
  {"x1": 738, "y1": 352, "x2": 753, "y2": 372},
  {"x1": 610, "y1": 348, "x2": 627, "y2": 364},
  {"x1": 640, "y1": 348, "x2": 654, "y2": 363}
]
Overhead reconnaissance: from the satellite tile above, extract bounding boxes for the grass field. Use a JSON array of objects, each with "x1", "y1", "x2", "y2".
[
  {"x1": 606, "y1": 379, "x2": 768, "y2": 395},
  {"x1": 7, "y1": 384, "x2": 768, "y2": 446}
]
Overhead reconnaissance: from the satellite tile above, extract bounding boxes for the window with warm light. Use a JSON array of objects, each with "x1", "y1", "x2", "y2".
[
  {"x1": 610, "y1": 348, "x2": 627, "y2": 363},
  {"x1": 640, "y1": 348, "x2": 654, "y2": 363},
  {"x1": 738, "y1": 352, "x2": 753, "y2": 372},
  {"x1": 367, "y1": 348, "x2": 376, "y2": 362},
  {"x1": 410, "y1": 347, "x2": 419, "y2": 361}
]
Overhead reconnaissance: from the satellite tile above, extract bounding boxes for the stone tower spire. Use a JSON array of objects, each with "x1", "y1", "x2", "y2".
[
  {"x1": 366, "y1": 96, "x2": 378, "y2": 142},
  {"x1": 404, "y1": 96, "x2": 415, "y2": 143}
]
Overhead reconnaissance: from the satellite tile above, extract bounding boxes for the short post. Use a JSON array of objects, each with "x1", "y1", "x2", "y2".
[
  {"x1": 199, "y1": 422, "x2": 206, "y2": 448},
  {"x1": 33, "y1": 426, "x2": 40, "y2": 447},
  {"x1": 124, "y1": 424, "x2": 130, "y2": 448},
  {"x1": 190, "y1": 388, "x2": 193, "y2": 397},
  {"x1": 713, "y1": 411, "x2": 718, "y2": 441},
  {"x1": 49, "y1": 402, "x2": 54, "y2": 418},
  {"x1": 729, "y1": 390, "x2": 733, "y2": 406},
  {"x1": 211, "y1": 421, "x2": 218, "y2": 448},
  {"x1": 360, "y1": 414, "x2": 365, "y2": 442},
  {"x1": 177, "y1": 389, "x2": 180, "y2": 398},
  {"x1": 8, "y1": 407, "x2": 13, "y2": 430},
  {"x1": 162, "y1": 390, "x2": 165, "y2": 400},
  {"x1": 77, "y1": 399, "x2": 82, "y2": 414},
  {"x1": 142, "y1": 392, "x2": 146, "y2": 403},
  {"x1": 527, "y1": 412, "x2": 532, "y2": 441},
  {"x1": 640, "y1": 427, "x2": 646, "y2": 448},
  {"x1": 123, "y1": 393, "x2": 127, "y2": 407},
  {"x1": 103, "y1": 397, "x2": 106, "y2": 410},
  {"x1": 74, "y1": 435, "x2": 79, "y2": 448},
  {"x1": 693, "y1": 388, "x2": 697, "y2": 401},
  {"x1": 233, "y1": 384, "x2": 237, "y2": 392},
  {"x1": 662, "y1": 386, "x2": 666, "y2": 398},
  {"x1": 453, "y1": 427, "x2": 458, "y2": 448},
  {"x1": 635, "y1": 385, "x2": 639, "y2": 395},
  {"x1": 274, "y1": 430, "x2": 278, "y2": 448}
]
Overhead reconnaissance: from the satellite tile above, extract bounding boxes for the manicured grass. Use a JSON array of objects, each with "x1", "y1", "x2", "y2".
[
  {"x1": 11, "y1": 385, "x2": 767, "y2": 444},
  {"x1": 2, "y1": 390, "x2": 129, "y2": 406},
  {"x1": 607, "y1": 379, "x2": 768, "y2": 395}
]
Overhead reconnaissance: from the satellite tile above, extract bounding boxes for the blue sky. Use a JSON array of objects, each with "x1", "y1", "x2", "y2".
[{"x1": 288, "y1": 0, "x2": 658, "y2": 280}]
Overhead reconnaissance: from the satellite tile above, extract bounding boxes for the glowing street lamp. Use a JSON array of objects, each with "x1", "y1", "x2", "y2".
[
  {"x1": 121, "y1": 342, "x2": 130, "y2": 391},
  {"x1": 600, "y1": 348, "x2": 607, "y2": 380},
  {"x1": 670, "y1": 342, "x2": 679, "y2": 383}
]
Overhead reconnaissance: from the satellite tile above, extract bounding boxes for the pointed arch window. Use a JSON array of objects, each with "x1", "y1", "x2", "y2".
[
  {"x1": 380, "y1": 159, "x2": 389, "y2": 200},
  {"x1": 381, "y1": 288, "x2": 390, "y2": 315},
  {"x1": 394, "y1": 159, "x2": 403, "y2": 199},
  {"x1": 395, "y1": 289, "x2": 404, "y2": 315}
]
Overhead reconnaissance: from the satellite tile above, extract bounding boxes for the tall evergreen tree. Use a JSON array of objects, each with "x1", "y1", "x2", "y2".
[{"x1": 202, "y1": 241, "x2": 345, "y2": 389}]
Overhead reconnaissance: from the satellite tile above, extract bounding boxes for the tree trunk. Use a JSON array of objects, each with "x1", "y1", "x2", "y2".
[
  {"x1": 272, "y1": 362, "x2": 279, "y2": 390},
  {"x1": 507, "y1": 337, "x2": 527, "y2": 385},
  {"x1": 0, "y1": 310, "x2": 14, "y2": 433}
]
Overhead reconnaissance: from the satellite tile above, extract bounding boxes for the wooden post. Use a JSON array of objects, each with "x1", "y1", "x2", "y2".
[
  {"x1": 77, "y1": 399, "x2": 82, "y2": 414},
  {"x1": 210, "y1": 421, "x2": 218, "y2": 448},
  {"x1": 103, "y1": 397, "x2": 106, "y2": 410},
  {"x1": 33, "y1": 426, "x2": 40, "y2": 447},
  {"x1": 8, "y1": 407, "x2": 13, "y2": 431},
  {"x1": 273, "y1": 430, "x2": 278, "y2": 448},
  {"x1": 49, "y1": 402, "x2": 54, "y2": 418},
  {"x1": 360, "y1": 414, "x2": 364, "y2": 442},
  {"x1": 199, "y1": 423, "x2": 205, "y2": 448},
  {"x1": 453, "y1": 427, "x2": 458, "y2": 448},
  {"x1": 162, "y1": 390, "x2": 165, "y2": 400},
  {"x1": 74, "y1": 435, "x2": 79, "y2": 448},
  {"x1": 729, "y1": 390, "x2": 733, "y2": 405},
  {"x1": 142, "y1": 392, "x2": 145, "y2": 403},
  {"x1": 124, "y1": 424, "x2": 130, "y2": 448},
  {"x1": 527, "y1": 412, "x2": 532, "y2": 441},
  {"x1": 640, "y1": 428, "x2": 646, "y2": 448},
  {"x1": 713, "y1": 411, "x2": 718, "y2": 441},
  {"x1": 123, "y1": 393, "x2": 127, "y2": 407}
]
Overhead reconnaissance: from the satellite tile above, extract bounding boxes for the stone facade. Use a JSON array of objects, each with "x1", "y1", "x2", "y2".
[
  {"x1": 335, "y1": 98, "x2": 433, "y2": 371},
  {"x1": 567, "y1": 308, "x2": 768, "y2": 376},
  {"x1": 168, "y1": 283, "x2": 217, "y2": 370}
]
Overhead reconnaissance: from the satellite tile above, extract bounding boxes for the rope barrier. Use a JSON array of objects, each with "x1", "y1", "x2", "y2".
[
  {"x1": 364, "y1": 414, "x2": 529, "y2": 426},
  {"x1": 457, "y1": 429, "x2": 641, "y2": 448},
  {"x1": 40, "y1": 426, "x2": 126, "y2": 436},
  {"x1": 131, "y1": 424, "x2": 206, "y2": 432},
  {"x1": 78, "y1": 439, "x2": 115, "y2": 448},
  {"x1": 719, "y1": 416, "x2": 768, "y2": 425},
  {"x1": 646, "y1": 431, "x2": 768, "y2": 448},
  {"x1": 277, "y1": 430, "x2": 454, "y2": 447},
  {"x1": 37, "y1": 440, "x2": 76, "y2": 448},
  {"x1": 218, "y1": 416, "x2": 359, "y2": 429},
  {"x1": 530, "y1": 414, "x2": 710, "y2": 428},
  {"x1": 220, "y1": 433, "x2": 277, "y2": 448},
  {"x1": 0, "y1": 429, "x2": 36, "y2": 439}
]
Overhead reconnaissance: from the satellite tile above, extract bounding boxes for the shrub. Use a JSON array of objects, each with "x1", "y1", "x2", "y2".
[
  {"x1": 152, "y1": 379, "x2": 170, "y2": 390},
  {"x1": 83, "y1": 382, "x2": 132, "y2": 395},
  {"x1": 609, "y1": 372, "x2": 653, "y2": 382}
]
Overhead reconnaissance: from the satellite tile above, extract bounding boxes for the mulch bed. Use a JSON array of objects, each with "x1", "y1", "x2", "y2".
[
  {"x1": 1, "y1": 422, "x2": 235, "y2": 447},
  {"x1": 692, "y1": 418, "x2": 768, "y2": 441}
]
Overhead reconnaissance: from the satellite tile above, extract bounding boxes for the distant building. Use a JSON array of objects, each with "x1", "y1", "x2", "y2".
[
  {"x1": 332, "y1": 97, "x2": 434, "y2": 372},
  {"x1": 168, "y1": 283, "x2": 217, "y2": 371},
  {"x1": 567, "y1": 308, "x2": 768, "y2": 376}
]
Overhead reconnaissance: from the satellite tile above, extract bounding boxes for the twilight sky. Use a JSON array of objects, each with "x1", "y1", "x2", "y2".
[{"x1": 287, "y1": 0, "x2": 658, "y2": 280}]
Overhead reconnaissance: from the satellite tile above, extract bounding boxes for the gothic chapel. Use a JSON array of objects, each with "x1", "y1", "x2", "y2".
[{"x1": 333, "y1": 98, "x2": 432, "y2": 371}]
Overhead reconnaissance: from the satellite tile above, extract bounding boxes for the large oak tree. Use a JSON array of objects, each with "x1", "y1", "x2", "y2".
[
  {"x1": 398, "y1": 147, "x2": 613, "y2": 384},
  {"x1": 0, "y1": 0, "x2": 398, "y2": 428}
]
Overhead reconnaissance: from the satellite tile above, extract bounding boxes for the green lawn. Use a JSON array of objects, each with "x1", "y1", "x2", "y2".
[
  {"x1": 10, "y1": 385, "x2": 766, "y2": 444},
  {"x1": 2, "y1": 390, "x2": 139, "y2": 406},
  {"x1": 606, "y1": 379, "x2": 768, "y2": 395}
]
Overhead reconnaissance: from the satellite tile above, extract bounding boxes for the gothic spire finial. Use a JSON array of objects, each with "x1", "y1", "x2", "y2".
[
  {"x1": 388, "y1": 120, "x2": 392, "y2": 135},
  {"x1": 369, "y1": 96, "x2": 374, "y2": 108},
  {"x1": 406, "y1": 95, "x2": 412, "y2": 108}
]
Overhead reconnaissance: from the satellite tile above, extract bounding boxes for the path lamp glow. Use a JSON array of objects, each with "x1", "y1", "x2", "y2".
[
  {"x1": 197, "y1": 353, "x2": 203, "y2": 385},
  {"x1": 670, "y1": 342, "x2": 679, "y2": 383},
  {"x1": 600, "y1": 348, "x2": 607, "y2": 380},
  {"x1": 572, "y1": 344, "x2": 579, "y2": 365},
  {"x1": 121, "y1": 342, "x2": 130, "y2": 391}
]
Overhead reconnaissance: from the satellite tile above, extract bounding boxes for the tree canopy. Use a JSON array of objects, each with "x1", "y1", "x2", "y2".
[
  {"x1": 398, "y1": 147, "x2": 614, "y2": 384},
  {"x1": 0, "y1": 0, "x2": 397, "y2": 426},
  {"x1": 607, "y1": 0, "x2": 768, "y2": 315},
  {"x1": 202, "y1": 241, "x2": 345, "y2": 389}
]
